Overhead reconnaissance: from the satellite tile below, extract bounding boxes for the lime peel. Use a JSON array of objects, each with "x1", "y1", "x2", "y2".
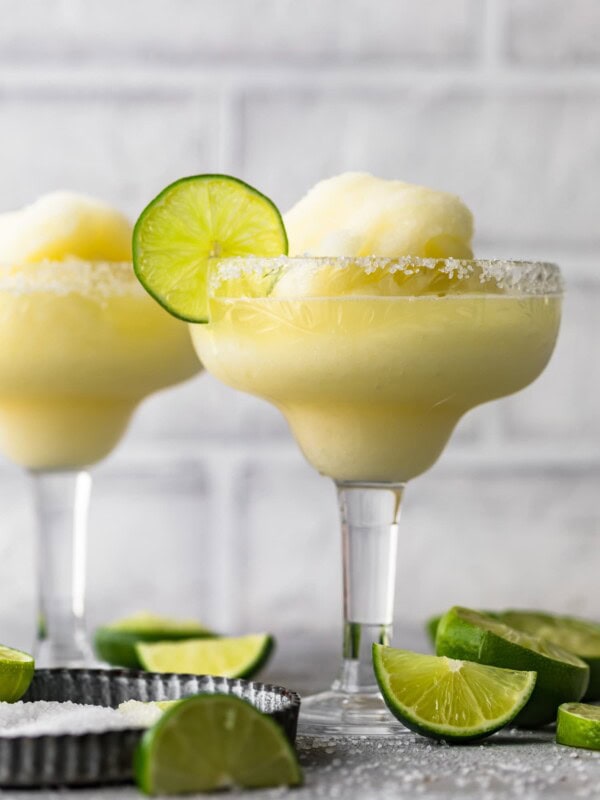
[
  {"x1": 133, "y1": 174, "x2": 288, "y2": 323},
  {"x1": 435, "y1": 606, "x2": 590, "y2": 727},
  {"x1": 136, "y1": 633, "x2": 274, "y2": 679},
  {"x1": 557, "y1": 703, "x2": 600, "y2": 750},
  {"x1": 134, "y1": 694, "x2": 302, "y2": 795},
  {"x1": 0, "y1": 644, "x2": 35, "y2": 702},
  {"x1": 373, "y1": 645, "x2": 536, "y2": 742}
]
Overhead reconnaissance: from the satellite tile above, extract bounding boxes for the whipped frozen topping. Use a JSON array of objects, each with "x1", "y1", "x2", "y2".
[
  {"x1": 0, "y1": 191, "x2": 132, "y2": 266},
  {"x1": 284, "y1": 172, "x2": 474, "y2": 260}
]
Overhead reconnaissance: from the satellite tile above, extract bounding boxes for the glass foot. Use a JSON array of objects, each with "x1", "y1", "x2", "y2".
[{"x1": 298, "y1": 689, "x2": 407, "y2": 736}]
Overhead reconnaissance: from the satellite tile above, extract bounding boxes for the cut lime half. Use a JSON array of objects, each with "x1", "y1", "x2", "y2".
[
  {"x1": 557, "y1": 703, "x2": 600, "y2": 751},
  {"x1": 136, "y1": 634, "x2": 274, "y2": 679},
  {"x1": 499, "y1": 610, "x2": 600, "y2": 701},
  {"x1": 133, "y1": 174, "x2": 288, "y2": 322},
  {"x1": 134, "y1": 694, "x2": 302, "y2": 795},
  {"x1": 94, "y1": 612, "x2": 214, "y2": 669},
  {"x1": 373, "y1": 645, "x2": 536, "y2": 742},
  {"x1": 436, "y1": 607, "x2": 589, "y2": 727},
  {"x1": 0, "y1": 644, "x2": 35, "y2": 702}
]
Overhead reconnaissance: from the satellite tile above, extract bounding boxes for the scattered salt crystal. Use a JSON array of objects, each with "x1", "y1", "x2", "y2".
[{"x1": 0, "y1": 701, "x2": 148, "y2": 737}]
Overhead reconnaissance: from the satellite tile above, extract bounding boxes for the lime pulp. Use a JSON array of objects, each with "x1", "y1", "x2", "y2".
[
  {"x1": 134, "y1": 694, "x2": 302, "y2": 794},
  {"x1": 373, "y1": 645, "x2": 536, "y2": 742},
  {"x1": 136, "y1": 633, "x2": 274, "y2": 679}
]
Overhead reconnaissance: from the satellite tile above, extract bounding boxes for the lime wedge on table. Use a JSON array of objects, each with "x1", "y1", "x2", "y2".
[
  {"x1": 499, "y1": 610, "x2": 600, "y2": 701},
  {"x1": 94, "y1": 612, "x2": 214, "y2": 669},
  {"x1": 436, "y1": 607, "x2": 589, "y2": 727},
  {"x1": 373, "y1": 645, "x2": 535, "y2": 742},
  {"x1": 0, "y1": 644, "x2": 34, "y2": 702},
  {"x1": 134, "y1": 694, "x2": 302, "y2": 795},
  {"x1": 136, "y1": 634, "x2": 274, "y2": 679},
  {"x1": 557, "y1": 703, "x2": 600, "y2": 750},
  {"x1": 133, "y1": 174, "x2": 288, "y2": 322}
]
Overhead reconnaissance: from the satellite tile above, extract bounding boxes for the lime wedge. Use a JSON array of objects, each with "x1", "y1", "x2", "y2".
[
  {"x1": 557, "y1": 703, "x2": 600, "y2": 750},
  {"x1": 436, "y1": 607, "x2": 589, "y2": 727},
  {"x1": 0, "y1": 644, "x2": 35, "y2": 702},
  {"x1": 373, "y1": 645, "x2": 536, "y2": 742},
  {"x1": 133, "y1": 174, "x2": 288, "y2": 322},
  {"x1": 136, "y1": 634, "x2": 274, "y2": 679},
  {"x1": 134, "y1": 694, "x2": 302, "y2": 794},
  {"x1": 94, "y1": 612, "x2": 214, "y2": 669},
  {"x1": 498, "y1": 610, "x2": 600, "y2": 701}
]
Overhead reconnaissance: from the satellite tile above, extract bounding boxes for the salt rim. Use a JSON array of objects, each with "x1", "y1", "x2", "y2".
[
  {"x1": 0, "y1": 259, "x2": 143, "y2": 297},
  {"x1": 210, "y1": 256, "x2": 563, "y2": 297}
]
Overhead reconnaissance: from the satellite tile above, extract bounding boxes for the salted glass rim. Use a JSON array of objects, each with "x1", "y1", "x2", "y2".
[
  {"x1": 209, "y1": 256, "x2": 563, "y2": 297},
  {"x1": 0, "y1": 259, "x2": 141, "y2": 296}
]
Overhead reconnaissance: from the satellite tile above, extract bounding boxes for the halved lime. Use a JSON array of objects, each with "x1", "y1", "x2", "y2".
[
  {"x1": 557, "y1": 703, "x2": 600, "y2": 750},
  {"x1": 134, "y1": 694, "x2": 302, "y2": 795},
  {"x1": 498, "y1": 610, "x2": 600, "y2": 701},
  {"x1": 94, "y1": 612, "x2": 214, "y2": 669},
  {"x1": 133, "y1": 174, "x2": 288, "y2": 322},
  {"x1": 136, "y1": 634, "x2": 274, "y2": 679},
  {"x1": 373, "y1": 645, "x2": 536, "y2": 742},
  {"x1": 436, "y1": 607, "x2": 589, "y2": 727},
  {"x1": 426, "y1": 610, "x2": 500, "y2": 647},
  {"x1": 0, "y1": 644, "x2": 35, "y2": 702}
]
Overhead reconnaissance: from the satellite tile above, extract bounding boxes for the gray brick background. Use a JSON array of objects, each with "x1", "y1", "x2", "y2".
[{"x1": 0, "y1": 0, "x2": 598, "y2": 653}]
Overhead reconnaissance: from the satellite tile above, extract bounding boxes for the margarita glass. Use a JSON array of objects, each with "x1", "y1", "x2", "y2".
[
  {"x1": 191, "y1": 255, "x2": 563, "y2": 735},
  {"x1": 0, "y1": 259, "x2": 200, "y2": 666}
]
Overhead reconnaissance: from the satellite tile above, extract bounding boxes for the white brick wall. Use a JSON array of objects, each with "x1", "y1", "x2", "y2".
[{"x1": 0, "y1": 0, "x2": 599, "y2": 653}]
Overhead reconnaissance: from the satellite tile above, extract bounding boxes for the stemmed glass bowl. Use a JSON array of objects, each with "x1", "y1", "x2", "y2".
[{"x1": 191, "y1": 255, "x2": 563, "y2": 735}]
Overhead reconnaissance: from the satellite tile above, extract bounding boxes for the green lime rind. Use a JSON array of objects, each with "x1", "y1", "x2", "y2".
[
  {"x1": 94, "y1": 613, "x2": 215, "y2": 669},
  {"x1": 373, "y1": 645, "x2": 536, "y2": 743},
  {"x1": 0, "y1": 644, "x2": 35, "y2": 702},
  {"x1": 134, "y1": 694, "x2": 302, "y2": 795},
  {"x1": 136, "y1": 634, "x2": 275, "y2": 680},
  {"x1": 133, "y1": 174, "x2": 288, "y2": 323},
  {"x1": 557, "y1": 703, "x2": 600, "y2": 751},
  {"x1": 499, "y1": 610, "x2": 600, "y2": 702},
  {"x1": 426, "y1": 610, "x2": 503, "y2": 647},
  {"x1": 436, "y1": 607, "x2": 589, "y2": 728}
]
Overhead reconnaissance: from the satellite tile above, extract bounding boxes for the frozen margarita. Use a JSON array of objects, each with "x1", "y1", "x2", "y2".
[{"x1": 0, "y1": 192, "x2": 200, "y2": 470}]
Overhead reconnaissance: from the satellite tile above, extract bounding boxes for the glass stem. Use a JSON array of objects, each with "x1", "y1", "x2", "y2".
[
  {"x1": 333, "y1": 482, "x2": 404, "y2": 694},
  {"x1": 32, "y1": 470, "x2": 96, "y2": 667}
]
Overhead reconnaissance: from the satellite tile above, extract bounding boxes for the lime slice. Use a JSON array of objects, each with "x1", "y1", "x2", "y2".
[
  {"x1": 134, "y1": 694, "x2": 302, "y2": 794},
  {"x1": 94, "y1": 612, "x2": 214, "y2": 669},
  {"x1": 498, "y1": 610, "x2": 600, "y2": 702},
  {"x1": 136, "y1": 634, "x2": 274, "y2": 679},
  {"x1": 557, "y1": 703, "x2": 600, "y2": 750},
  {"x1": 0, "y1": 644, "x2": 35, "y2": 702},
  {"x1": 373, "y1": 645, "x2": 536, "y2": 742},
  {"x1": 436, "y1": 607, "x2": 590, "y2": 727},
  {"x1": 133, "y1": 174, "x2": 288, "y2": 323}
]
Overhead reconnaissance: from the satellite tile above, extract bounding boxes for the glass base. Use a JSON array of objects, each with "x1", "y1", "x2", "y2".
[
  {"x1": 35, "y1": 636, "x2": 100, "y2": 669},
  {"x1": 298, "y1": 689, "x2": 407, "y2": 736}
]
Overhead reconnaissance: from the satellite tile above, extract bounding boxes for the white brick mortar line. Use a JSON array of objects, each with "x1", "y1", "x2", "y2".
[{"x1": 2, "y1": 65, "x2": 600, "y2": 93}]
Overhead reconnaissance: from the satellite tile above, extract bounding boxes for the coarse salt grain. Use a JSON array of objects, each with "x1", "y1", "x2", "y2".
[{"x1": 0, "y1": 701, "x2": 149, "y2": 737}]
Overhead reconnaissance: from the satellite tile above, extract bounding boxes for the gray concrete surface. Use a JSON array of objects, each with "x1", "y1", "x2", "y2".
[{"x1": 1, "y1": 630, "x2": 599, "y2": 799}]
